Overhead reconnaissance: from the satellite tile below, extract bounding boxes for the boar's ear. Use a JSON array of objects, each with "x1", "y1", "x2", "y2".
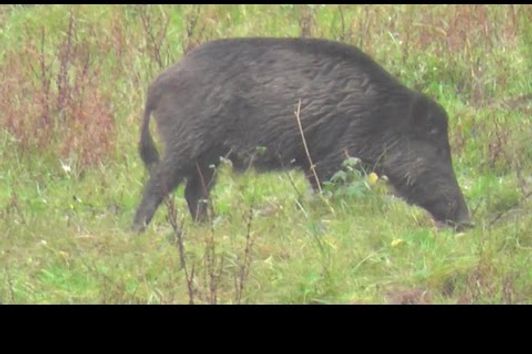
[
  {"x1": 409, "y1": 93, "x2": 430, "y2": 127},
  {"x1": 408, "y1": 93, "x2": 446, "y2": 136}
]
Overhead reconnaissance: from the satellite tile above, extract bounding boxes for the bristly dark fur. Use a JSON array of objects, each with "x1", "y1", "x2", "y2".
[{"x1": 133, "y1": 37, "x2": 471, "y2": 232}]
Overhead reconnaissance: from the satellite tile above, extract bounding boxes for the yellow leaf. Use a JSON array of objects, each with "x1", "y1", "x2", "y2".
[
  {"x1": 368, "y1": 172, "x2": 379, "y2": 186},
  {"x1": 391, "y1": 238, "x2": 404, "y2": 247}
]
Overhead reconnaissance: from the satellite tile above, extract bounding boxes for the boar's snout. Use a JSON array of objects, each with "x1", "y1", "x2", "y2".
[
  {"x1": 426, "y1": 182, "x2": 473, "y2": 231},
  {"x1": 447, "y1": 192, "x2": 473, "y2": 231}
]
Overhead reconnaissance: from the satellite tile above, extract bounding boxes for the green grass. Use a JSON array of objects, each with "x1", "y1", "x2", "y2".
[{"x1": 1, "y1": 5, "x2": 530, "y2": 303}]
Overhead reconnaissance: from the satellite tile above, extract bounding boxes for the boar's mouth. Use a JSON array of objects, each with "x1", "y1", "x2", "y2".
[
  {"x1": 427, "y1": 204, "x2": 474, "y2": 231},
  {"x1": 434, "y1": 219, "x2": 474, "y2": 232},
  {"x1": 416, "y1": 190, "x2": 473, "y2": 231}
]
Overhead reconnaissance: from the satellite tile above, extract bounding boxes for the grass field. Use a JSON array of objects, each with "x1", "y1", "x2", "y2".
[{"x1": 0, "y1": 5, "x2": 530, "y2": 303}]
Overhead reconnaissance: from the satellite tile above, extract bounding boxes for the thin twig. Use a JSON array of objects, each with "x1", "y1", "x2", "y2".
[
  {"x1": 164, "y1": 195, "x2": 195, "y2": 303},
  {"x1": 338, "y1": 5, "x2": 346, "y2": 41},
  {"x1": 185, "y1": 263, "x2": 195, "y2": 305},
  {"x1": 195, "y1": 162, "x2": 215, "y2": 221},
  {"x1": 236, "y1": 205, "x2": 256, "y2": 304},
  {"x1": 283, "y1": 170, "x2": 304, "y2": 202},
  {"x1": 294, "y1": 99, "x2": 322, "y2": 194},
  {"x1": 203, "y1": 225, "x2": 224, "y2": 304},
  {"x1": 165, "y1": 196, "x2": 187, "y2": 269}
]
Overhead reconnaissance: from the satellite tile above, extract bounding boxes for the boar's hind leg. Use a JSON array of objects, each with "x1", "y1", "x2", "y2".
[
  {"x1": 133, "y1": 158, "x2": 186, "y2": 232},
  {"x1": 185, "y1": 163, "x2": 216, "y2": 222}
]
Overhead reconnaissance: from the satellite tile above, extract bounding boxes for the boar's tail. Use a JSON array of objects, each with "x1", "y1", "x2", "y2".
[{"x1": 139, "y1": 100, "x2": 159, "y2": 171}]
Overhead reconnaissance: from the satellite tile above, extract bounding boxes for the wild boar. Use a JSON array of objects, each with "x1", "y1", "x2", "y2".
[{"x1": 133, "y1": 38, "x2": 471, "y2": 232}]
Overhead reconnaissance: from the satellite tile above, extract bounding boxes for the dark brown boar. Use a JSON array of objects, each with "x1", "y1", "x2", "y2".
[{"x1": 133, "y1": 38, "x2": 471, "y2": 232}]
